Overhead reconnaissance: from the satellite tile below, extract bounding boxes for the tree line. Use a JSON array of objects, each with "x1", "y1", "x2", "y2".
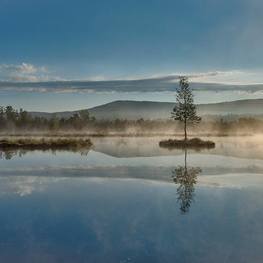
[
  {"x1": 0, "y1": 105, "x2": 263, "y2": 134},
  {"x1": 0, "y1": 106, "x2": 94, "y2": 131}
]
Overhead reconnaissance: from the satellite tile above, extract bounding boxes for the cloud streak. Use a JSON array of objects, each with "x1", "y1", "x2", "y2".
[
  {"x1": 0, "y1": 69, "x2": 263, "y2": 94},
  {"x1": 0, "y1": 63, "x2": 59, "y2": 82}
]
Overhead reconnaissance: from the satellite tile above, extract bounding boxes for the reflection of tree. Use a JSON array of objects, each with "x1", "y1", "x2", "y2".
[
  {"x1": 0, "y1": 148, "x2": 91, "y2": 160},
  {"x1": 0, "y1": 150, "x2": 26, "y2": 160},
  {"x1": 172, "y1": 149, "x2": 201, "y2": 214}
]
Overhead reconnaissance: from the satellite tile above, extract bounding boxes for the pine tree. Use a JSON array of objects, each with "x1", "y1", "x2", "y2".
[
  {"x1": 172, "y1": 149, "x2": 201, "y2": 213},
  {"x1": 172, "y1": 77, "x2": 201, "y2": 141}
]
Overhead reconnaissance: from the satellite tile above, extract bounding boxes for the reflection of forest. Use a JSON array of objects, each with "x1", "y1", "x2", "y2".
[
  {"x1": 0, "y1": 150, "x2": 27, "y2": 160},
  {"x1": 172, "y1": 149, "x2": 201, "y2": 213},
  {"x1": 0, "y1": 149, "x2": 91, "y2": 160}
]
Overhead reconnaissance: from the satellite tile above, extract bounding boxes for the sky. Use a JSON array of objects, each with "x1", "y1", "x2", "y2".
[{"x1": 0, "y1": 0, "x2": 263, "y2": 111}]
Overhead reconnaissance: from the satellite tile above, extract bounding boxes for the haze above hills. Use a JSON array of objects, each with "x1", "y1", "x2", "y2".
[{"x1": 30, "y1": 99, "x2": 263, "y2": 120}]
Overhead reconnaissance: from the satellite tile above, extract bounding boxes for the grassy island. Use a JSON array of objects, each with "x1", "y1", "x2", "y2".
[
  {"x1": 159, "y1": 138, "x2": 215, "y2": 149},
  {"x1": 0, "y1": 138, "x2": 93, "y2": 151}
]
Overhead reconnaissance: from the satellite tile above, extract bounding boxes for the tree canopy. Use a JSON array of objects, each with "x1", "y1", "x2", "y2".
[{"x1": 171, "y1": 77, "x2": 201, "y2": 140}]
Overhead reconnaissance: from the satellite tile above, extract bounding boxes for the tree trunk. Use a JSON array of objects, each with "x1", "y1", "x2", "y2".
[
  {"x1": 184, "y1": 148, "x2": 187, "y2": 169},
  {"x1": 184, "y1": 119, "x2": 187, "y2": 142}
]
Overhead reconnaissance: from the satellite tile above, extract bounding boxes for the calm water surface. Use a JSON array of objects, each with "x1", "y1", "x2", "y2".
[{"x1": 0, "y1": 136, "x2": 263, "y2": 263}]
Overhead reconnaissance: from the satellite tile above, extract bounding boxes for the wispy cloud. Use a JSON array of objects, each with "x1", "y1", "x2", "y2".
[
  {"x1": 0, "y1": 63, "x2": 60, "y2": 82},
  {"x1": 188, "y1": 70, "x2": 263, "y2": 85},
  {"x1": 0, "y1": 69, "x2": 263, "y2": 94}
]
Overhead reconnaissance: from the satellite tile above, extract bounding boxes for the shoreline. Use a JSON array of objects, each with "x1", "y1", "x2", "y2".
[
  {"x1": 0, "y1": 133, "x2": 257, "y2": 138},
  {"x1": 0, "y1": 138, "x2": 93, "y2": 151}
]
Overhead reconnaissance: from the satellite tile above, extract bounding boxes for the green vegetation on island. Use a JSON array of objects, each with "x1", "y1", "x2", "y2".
[
  {"x1": 159, "y1": 138, "x2": 215, "y2": 149},
  {"x1": 0, "y1": 137, "x2": 92, "y2": 151}
]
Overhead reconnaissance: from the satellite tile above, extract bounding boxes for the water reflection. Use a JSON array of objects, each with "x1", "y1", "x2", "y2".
[
  {"x1": 172, "y1": 149, "x2": 201, "y2": 213},
  {"x1": 0, "y1": 148, "x2": 91, "y2": 160},
  {"x1": 0, "y1": 138, "x2": 263, "y2": 262},
  {"x1": 2, "y1": 137, "x2": 263, "y2": 181},
  {"x1": 0, "y1": 177, "x2": 262, "y2": 263}
]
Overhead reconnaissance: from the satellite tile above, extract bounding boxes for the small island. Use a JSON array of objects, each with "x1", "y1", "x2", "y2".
[
  {"x1": 159, "y1": 77, "x2": 215, "y2": 149},
  {"x1": 0, "y1": 137, "x2": 93, "y2": 151},
  {"x1": 159, "y1": 138, "x2": 215, "y2": 149}
]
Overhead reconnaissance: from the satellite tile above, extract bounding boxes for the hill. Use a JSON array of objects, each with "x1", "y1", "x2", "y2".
[{"x1": 30, "y1": 99, "x2": 263, "y2": 120}]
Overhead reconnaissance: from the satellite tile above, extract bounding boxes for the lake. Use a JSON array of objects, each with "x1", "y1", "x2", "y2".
[{"x1": 0, "y1": 136, "x2": 263, "y2": 263}]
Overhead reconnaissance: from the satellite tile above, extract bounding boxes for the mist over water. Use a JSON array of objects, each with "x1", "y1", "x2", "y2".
[{"x1": 0, "y1": 136, "x2": 263, "y2": 262}]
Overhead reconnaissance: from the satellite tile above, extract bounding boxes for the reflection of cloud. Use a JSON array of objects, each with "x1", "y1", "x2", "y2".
[
  {"x1": 198, "y1": 173, "x2": 263, "y2": 189},
  {"x1": 0, "y1": 176, "x2": 64, "y2": 197},
  {"x1": 0, "y1": 171, "x2": 262, "y2": 198}
]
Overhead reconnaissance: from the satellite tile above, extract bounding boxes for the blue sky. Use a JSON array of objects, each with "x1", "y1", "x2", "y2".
[{"x1": 0, "y1": 0, "x2": 263, "y2": 111}]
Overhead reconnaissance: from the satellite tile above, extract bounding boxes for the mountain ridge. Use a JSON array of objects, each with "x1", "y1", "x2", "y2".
[{"x1": 30, "y1": 99, "x2": 263, "y2": 120}]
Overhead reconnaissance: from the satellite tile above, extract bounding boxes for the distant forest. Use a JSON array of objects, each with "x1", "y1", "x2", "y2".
[{"x1": 1, "y1": 105, "x2": 263, "y2": 135}]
